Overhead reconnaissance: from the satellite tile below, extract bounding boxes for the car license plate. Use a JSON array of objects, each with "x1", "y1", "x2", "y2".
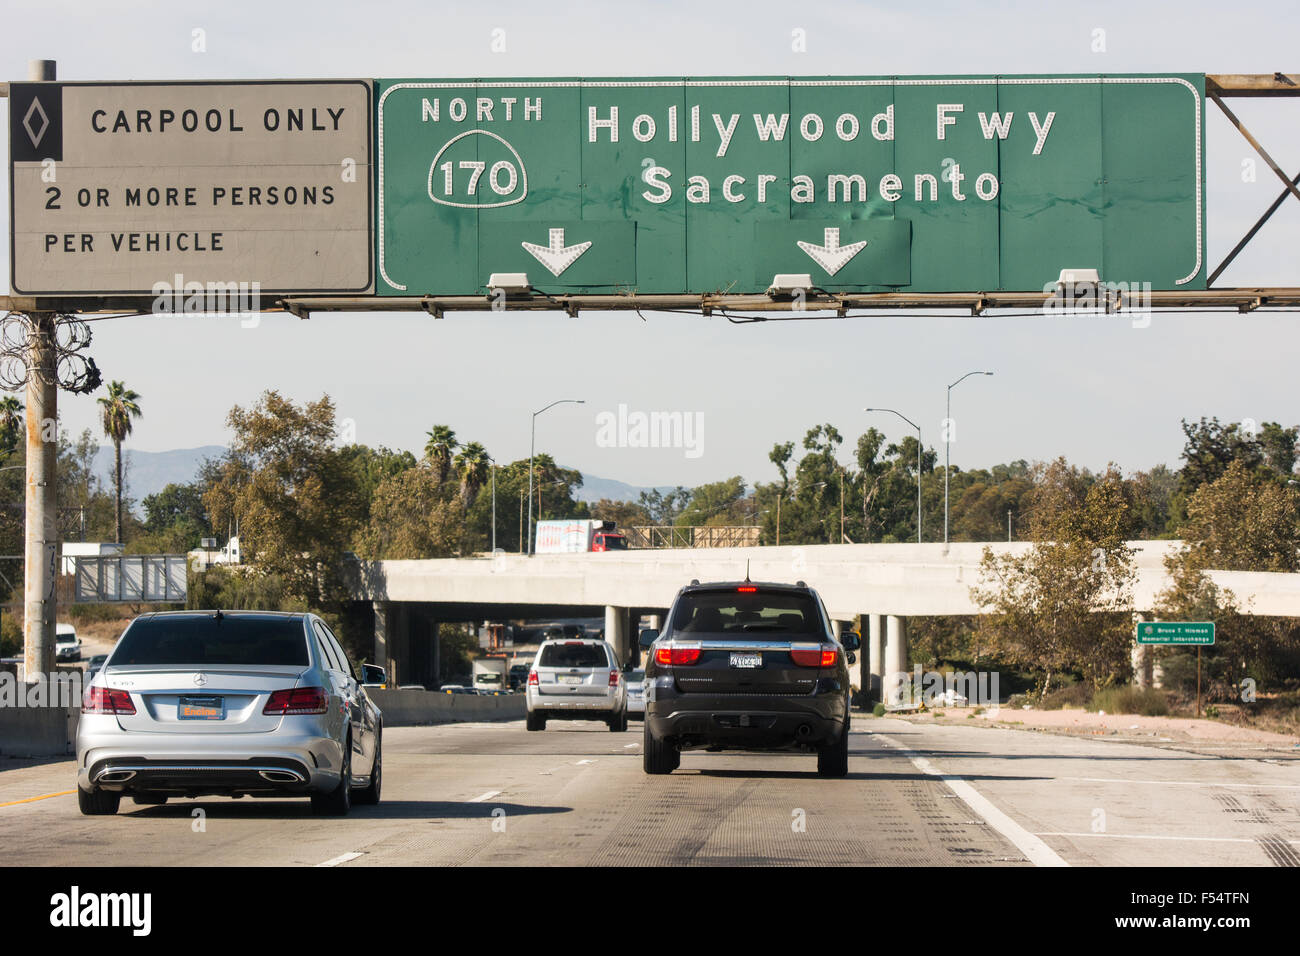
[
  {"x1": 178, "y1": 696, "x2": 225, "y2": 720},
  {"x1": 560, "y1": 676, "x2": 583, "y2": 685},
  {"x1": 729, "y1": 653, "x2": 762, "y2": 668}
]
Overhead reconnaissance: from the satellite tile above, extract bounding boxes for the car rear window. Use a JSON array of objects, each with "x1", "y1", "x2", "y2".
[
  {"x1": 666, "y1": 589, "x2": 824, "y2": 639},
  {"x1": 111, "y1": 616, "x2": 310, "y2": 667},
  {"x1": 539, "y1": 643, "x2": 610, "y2": 668}
]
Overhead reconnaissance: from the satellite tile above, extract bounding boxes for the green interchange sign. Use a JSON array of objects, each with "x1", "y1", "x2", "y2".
[
  {"x1": 374, "y1": 75, "x2": 1205, "y2": 296},
  {"x1": 1136, "y1": 621, "x2": 1215, "y2": 645}
]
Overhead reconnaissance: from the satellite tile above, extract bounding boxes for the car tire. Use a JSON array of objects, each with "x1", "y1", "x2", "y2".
[
  {"x1": 312, "y1": 740, "x2": 353, "y2": 816},
  {"x1": 643, "y1": 722, "x2": 678, "y2": 774},
  {"x1": 607, "y1": 710, "x2": 627, "y2": 732},
  {"x1": 354, "y1": 731, "x2": 382, "y2": 806},
  {"x1": 817, "y1": 722, "x2": 850, "y2": 778},
  {"x1": 526, "y1": 711, "x2": 546, "y2": 731},
  {"x1": 78, "y1": 787, "x2": 120, "y2": 816}
]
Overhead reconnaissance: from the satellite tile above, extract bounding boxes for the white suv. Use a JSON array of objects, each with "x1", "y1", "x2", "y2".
[{"x1": 526, "y1": 638, "x2": 627, "y2": 732}]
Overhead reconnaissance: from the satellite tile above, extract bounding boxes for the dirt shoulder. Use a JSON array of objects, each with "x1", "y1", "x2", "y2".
[{"x1": 900, "y1": 706, "x2": 1300, "y2": 752}]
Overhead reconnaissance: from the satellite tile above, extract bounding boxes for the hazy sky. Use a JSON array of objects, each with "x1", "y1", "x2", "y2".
[{"x1": 3, "y1": 0, "x2": 1299, "y2": 488}]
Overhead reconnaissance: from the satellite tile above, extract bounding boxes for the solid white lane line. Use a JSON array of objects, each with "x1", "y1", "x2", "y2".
[
  {"x1": 1037, "y1": 832, "x2": 1300, "y2": 844},
  {"x1": 1064, "y1": 775, "x2": 1300, "y2": 790},
  {"x1": 468, "y1": 790, "x2": 502, "y2": 803},
  {"x1": 316, "y1": 852, "x2": 363, "y2": 867},
  {"x1": 876, "y1": 733, "x2": 1070, "y2": 868}
]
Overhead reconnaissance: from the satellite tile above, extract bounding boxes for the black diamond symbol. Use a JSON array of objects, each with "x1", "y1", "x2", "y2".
[{"x1": 23, "y1": 96, "x2": 49, "y2": 149}]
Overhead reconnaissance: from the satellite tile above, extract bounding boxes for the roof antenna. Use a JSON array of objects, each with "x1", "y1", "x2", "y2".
[
  {"x1": 214, "y1": 608, "x2": 224, "y2": 623},
  {"x1": 744, "y1": 559, "x2": 751, "y2": 583}
]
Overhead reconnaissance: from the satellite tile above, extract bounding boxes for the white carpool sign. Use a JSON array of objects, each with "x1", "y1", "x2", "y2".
[{"x1": 7, "y1": 80, "x2": 373, "y2": 296}]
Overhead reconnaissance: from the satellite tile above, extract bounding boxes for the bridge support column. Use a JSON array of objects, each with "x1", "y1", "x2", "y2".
[
  {"x1": 372, "y1": 601, "x2": 393, "y2": 677},
  {"x1": 884, "y1": 615, "x2": 909, "y2": 707},
  {"x1": 1132, "y1": 613, "x2": 1150, "y2": 689},
  {"x1": 867, "y1": 614, "x2": 884, "y2": 703},
  {"x1": 605, "y1": 605, "x2": 630, "y2": 668}
]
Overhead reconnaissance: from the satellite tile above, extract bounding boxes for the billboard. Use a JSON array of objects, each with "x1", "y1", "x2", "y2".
[
  {"x1": 375, "y1": 75, "x2": 1205, "y2": 295},
  {"x1": 8, "y1": 80, "x2": 373, "y2": 295}
]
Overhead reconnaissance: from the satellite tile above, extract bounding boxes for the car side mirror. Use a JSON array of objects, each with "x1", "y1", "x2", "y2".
[
  {"x1": 842, "y1": 631, "x2": 861, "y2": 652},
  {"x1": 638, "y1": 628, "x2": 659, "y2": 648},
  {"x1": 361, "y1": 664, "x2": 387, "y2": 685}
]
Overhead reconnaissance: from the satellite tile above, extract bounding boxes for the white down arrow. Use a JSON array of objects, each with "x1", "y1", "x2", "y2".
[
  {"x1": 796, "y1": 227, "x2": 867, "y2": 277},
  {"x1": 521, "y1": 228, "x2": 592, "y2": 277}
]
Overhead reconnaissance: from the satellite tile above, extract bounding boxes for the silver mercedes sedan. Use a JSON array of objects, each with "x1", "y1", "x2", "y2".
[{"x1": 76, "y1": 610, "x2": 382, "y2": 816}]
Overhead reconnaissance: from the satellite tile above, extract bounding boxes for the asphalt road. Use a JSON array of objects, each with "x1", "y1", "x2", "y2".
[{"x1": 1, "y1": 716, "x2": 1297, "y2": 866}]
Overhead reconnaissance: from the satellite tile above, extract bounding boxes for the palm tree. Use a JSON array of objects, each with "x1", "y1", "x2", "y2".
[
  {"x1": 97, "y1": 381, "x2": 142, "y2": 543},
  {"x1": 424, "y1": 425, "x2": 457, "y2": 484},
  {"x1": 453, "y1": 442, "x2": 491, "y2": 509},
  {"x1": 0, "y1": 395, "x2": 22, "y2": 453}
]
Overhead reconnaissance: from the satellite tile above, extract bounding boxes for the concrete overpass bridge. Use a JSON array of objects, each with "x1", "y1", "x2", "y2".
[{"x1": 348, "y1": 541, "x2": 1300, "y2": 694}]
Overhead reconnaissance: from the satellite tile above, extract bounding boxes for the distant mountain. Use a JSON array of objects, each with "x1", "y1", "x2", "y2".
[
  {"x1": 92, "y1": 443, "x2": 672, "y2": 511},
  {"x1": 93, "y1": 445, "x2": 226, "y2": 509},
  {"x1": 570, "y1": 472, "x2": 676, "y2": 504}
]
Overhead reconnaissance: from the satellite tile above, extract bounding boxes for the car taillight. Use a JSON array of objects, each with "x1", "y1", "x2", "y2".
[
  {"x1": 609, "y1": 669, "x2": 621, "y2": 687},
  {"x1": 654, "y1": 645, "x2": 702, "y2": 666},
  {"x1": 263, "y1": 687, "x2": 328, "y2": 715},
  {"x1": 83, "y1": 686, "x2": 135, "y2": 715},
  {"x1": 791, "y1": 644, "x2": 839, "y2": 668}
]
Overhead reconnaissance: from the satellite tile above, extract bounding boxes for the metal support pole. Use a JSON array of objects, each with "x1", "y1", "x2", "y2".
[{"x1": 22, "y1": 312, "x2": 58, "y2": 682}]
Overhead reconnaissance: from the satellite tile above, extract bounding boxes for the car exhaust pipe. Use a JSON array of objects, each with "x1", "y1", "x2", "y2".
[
  {"x1": 258, "y1": 769, "x2": 304, "y2": 784},
  {"x1": 797, "y1": 724, "x2": 813, "y2": 738},
  {"x1": 97, "y1": 769, "x2": 137, "y2": 783}
]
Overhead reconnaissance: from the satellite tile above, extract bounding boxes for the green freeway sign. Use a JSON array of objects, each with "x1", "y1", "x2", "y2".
[
  {"x1": 1136, "y1": 621, "x2": 1215, "y2": 645},
  {"x1": 375, "y1": 75, "x2": 1205, "y2": 296}
]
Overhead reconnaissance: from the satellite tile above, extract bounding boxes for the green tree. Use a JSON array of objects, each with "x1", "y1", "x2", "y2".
[
  {"x1": 96, "y1": 380, "x2": 142, "y2": 543},
  {"x1": 453, "y1": 441, "x2": 491, "y2": 509},
  {"x1": 972, "y1": 461, "x2": 1138, "y2": 696},
  {"x1": 202, "y1": 391, "x2": 364, "y2": 610},
  {"x1": 423, "y1": 425, "x2": 458, "y2": 485},
  {"x1": 0, "y1": 395, "x2": 22, "y2": 455},
  {"x1": 354, "y1": 464, "x2": 464, "y2": 559}
]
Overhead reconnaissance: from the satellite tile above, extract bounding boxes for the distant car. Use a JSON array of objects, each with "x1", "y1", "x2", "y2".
[
  {"x1": 508, "y1": 663, "x2": 531, "y2": 691},
  {"x1": 525, "y1": 637, "x2": 627, "y2": 732},
  {"x1": 640, "y1": 580, "x2": 858, "y2": 776},
  {"x1": 84, "y1": 654, "x2": 109, "y2": 683},
  {"x1": 55, "y1": 624, "x2": 81, "y2": 662},
  {"x1": 76, "y1": 610, "x2": 382, "y2": 816},
  {"x1": 442, "y1": 685, "x2": 476, "y2": 695},
  {"x1": 625, "y1": 669, "x2": 646, "y2": 718}
]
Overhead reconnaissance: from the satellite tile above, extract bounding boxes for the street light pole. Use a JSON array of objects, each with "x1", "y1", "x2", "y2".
[
  {"x1": 945, "y1": 371, "x2": 994, "y2": 546},
  {"x1": 528, "y1": 399, "x2": 584, "y2": 555},
  {"x1": 865, "y1": 407, "x2": 922, "y2": 544}
]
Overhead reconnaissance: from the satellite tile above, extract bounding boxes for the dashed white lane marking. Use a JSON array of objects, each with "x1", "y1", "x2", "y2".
[
  {"x1": 576, "y1": 759, "x2": 597, "y2": 765},
  {"x1": 875, "y1": 733, "x2": 1070, "y2": 868},
  {"x1": 623, "y1": 743, "x2": 640, "y2": 749},
  {"x1": 1064, "y1": 776, "x2": 1300, "y2": 790},
  {"x1": 316, "y1": 852, "x2": 363, "y2": 867},
  {"x1": 468, "y1": 790, "x2": 502, "y2": 803},
  {"x1": 1037, "y1": 832, "x2": 1300, "y2": 844}
]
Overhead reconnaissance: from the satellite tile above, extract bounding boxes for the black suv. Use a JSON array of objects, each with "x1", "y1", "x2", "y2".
[{"x1": 640, "y1": 580, "x2": 860, "y2": 777}]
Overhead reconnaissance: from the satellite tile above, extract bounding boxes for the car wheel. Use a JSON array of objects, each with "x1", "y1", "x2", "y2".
[
  {"x1": 643, "y1": 722, "x2": 678, "y2": 774},
  {"x1": 526, "y1": 711, "x2": 546, "y2": 731},
  {"x1": 78, "y1": 787, "x2": 120, "y2": 816},
  {"x1": 608, "y1": 709, "x2": 627, "y2": 732},
  {"x1": 817, "y1": 724, "x2": 850, "y2": 778},
  {"x1": 312, "y1": 740, "x2": 353, "y2": 816},
  {"x1": 354, "y1": 731, "x2": 382, "y2": 806}
]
